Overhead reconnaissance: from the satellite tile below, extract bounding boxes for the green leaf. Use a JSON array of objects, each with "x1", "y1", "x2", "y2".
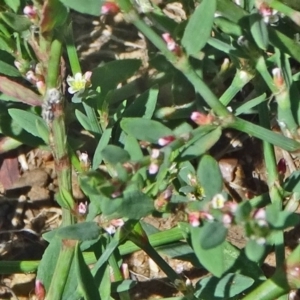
[
  {"x1": 91, "y1": 59, "x2": 142, "y2": 95},
  {"x1": 59, "y1": 187, "x2": 75, "y2": 209},
  {"x1": 182, "y1": 0, "x2": 216, "y2": 56},
  {"x1": 235, "y1": 93, "x2": 267, "y2": 116},
  {"x1": 179, "y1": 127, "x2": 222, "y2": 160},
  {"x1": 266, "y1": 204, "x2": 300, "y2": 229},
  {"x1": 196, "y1": 273, "x2": 254, "y2": 298},
  {"x1": 121, "y1": 117, "x2": 173, "y2": 143},
  {"x1": 56, "y1": 222, "x2": 101, "y2": 241},
  {"x1": 120, "y1": 190, "x2": 154, "y2": 220},
  {"x1": 283, "y1": 170, "x2": 300, "y2": 192},
  {"x1": 79, "y1": 171, "x2": 106, "y2": 196},
  {"x1": 123, "y1": 86, "x2": 158, "y2": 119},
  {"x1": 245, "y1": 239, "x2": 266, "y2": 262},
  {"x1": 191, "y1": 226, "x2": 225, "y2": 277},
  {"x1": 200, "y1": 221, "x2": 228, "y2": 250},
  {"x1": 101, "y1": 145, "x2": 130, "y2": 165},
  {"x1": 75, "y1": 109, "x2": 93, "y2": 132},
  {"x1": 0, "y1": 76, "x2": 42, "y2": 106},
  {"x1": 40, "y1": 0, "x2": 68, "y2": 33},
  {"x1": 36, "y1": 118, "x2": 49, "y2": 144},
  {"x1": 0, "y1": 12, "x2": 31, "y2": 32},
  {"x1": 249, "y1": 13, "x2": 269, "y2": 50},
  {"x1": 197, "y1": 154, "x2": 223, "y2": 200},
  {"x1": 8, "y1": 109, "x2": 45, "y2": 140},
  {"x1": 4, "y1": 0, "x2": 20, "y2": 12},
  {"x1": 59, "y1": 0, "x2": 102, "y2": 16},
  {"x1": 269, "y1": 27, "x2": 300, "y2": 64},
  {"x1": 124, "y1": 134, "x2": 143, "y2": 161},
  {"x1": 74, "y1": 243, "x2": 100, "y2": 300},
  {"x1": 36, "y1": 236, "x2": 61, "y2": 291},
  {"x1": 111, "y1": 280, "x2": 137, "y2": 293},
  {"x1": 92, "y1": 128, "x2": 112, "y2": 169},
  {"x1": 0, "y1": 60, "x2": 20, "y2": 77}
]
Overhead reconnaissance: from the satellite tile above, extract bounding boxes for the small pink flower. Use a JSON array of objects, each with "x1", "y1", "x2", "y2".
[
  {"x1": 272, "y1": 68, "x2": 285, "y2": 88},
  {"x1": 191, "y1": 111, "x2": 214, "y2": 125},
  {"x1": 158, "y1": 135, "x2": 175, "y2": 146},
  {"x1": 110, "y1": 218, "x2": 124, "y2": 228},
  {"x1": 149, "y1": 162, "x2": 159, "y2": 174},
  {"x1": 78, "y1": 202, "x2": 88, "y2": 215},
  {"x1": 36, "y1": 80, "x2": 46, "y2": 95},
  {"x1": 151, "y1": 148, "x2": 160, "y2": 159},
  {"x1": 35, "y1": 280, "x2": 45, "y2": 300},
  {"x1": 101, "y1": 2, "x2": 120, "y2": 15},
  {"x1": 188, "y1": 212, "x2": 200, "y2": 227},
  {"x1": 222, "y1": 213, "x2": 233, "y2": 227},
  {"x1": 162, "y1": 33, "x2": 181, "y2": 55},
  {"x1": 200, "y1": 211, "x2": 214, "y2": 221},
  {"x1": 23, "y1": 5, "x2": 38, "y2": 20},
  {"x1": 253, "y1": 208, "x2": 266, "y2": 220},
  {"x1": 26, "y1": 70, "x2": 39, "y2": 84}
]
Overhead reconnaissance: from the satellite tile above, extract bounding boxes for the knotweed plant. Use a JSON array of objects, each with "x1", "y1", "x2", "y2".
[{"x1": 0, "y1": 0, "x2": 300, "y2": 299}]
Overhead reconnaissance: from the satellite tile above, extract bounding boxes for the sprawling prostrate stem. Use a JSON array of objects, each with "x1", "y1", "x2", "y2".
[
  {"x1": 0, "y1": 226, "x2": 184, "y2": 274},
  {"x1": 258, "y1": 102, "x2": 284, "y2": 266}
]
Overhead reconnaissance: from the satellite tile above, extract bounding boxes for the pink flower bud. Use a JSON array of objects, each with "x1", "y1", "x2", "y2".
[
  {"x1": 78, "y1": 202, "x2": 88, "y2": 215},
  {"x1": 258, "y1": 3, "x2": 273, "y2": 17},
  {"x1": 151, "y1": 148, "x2": 160, "y2": 159},
  {"x1": 277, "y1": 158, "x2": 287, "y2": 175},
  {"x1": 26, "y1": 70, "x2": 39, "y2": 84},
  {"x1": 272, "y1": 68, "x2": 285, "y2": 88},
  {"x1": 110, "y1": 218, "x2": 124, "y2": 228},
  {"x1": 23, "y1": 5, "x2": 38, "y2": 20},
  {"x1": 149, "y1": 162, "x2": 159, "y2": 174},
  {"x1": 253, "y1": 208, "x2": 266, "y2": 220},
  {"x1": 158, "y1": 135, "x2": 175, "y2": 146},
  {"x1": 191, "y1": 111, "x2": 214, "y2": 125},
  {"x1": 101, "y1": 2, "x2": 120, "y2": 15},
  {"x1": 188, "y1": 212, "x2": 200, "y2": 227},
  {"x1": 162, "y1": 33, "x2": 181, "y2": 55},
  {"x1": 35, "y1": 280, "x2": 45, "y2": 300},
  {"x1": 222, "y1": 213, "x2": 233, "y2": 227},
  {"x1": 36, "y1": 80, "x2": 46, "y2": 95}
]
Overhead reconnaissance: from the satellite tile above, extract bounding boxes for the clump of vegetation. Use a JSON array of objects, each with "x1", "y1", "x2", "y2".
[{"x1": 1, "y1": 0, "x2": 300, "y2": 299}]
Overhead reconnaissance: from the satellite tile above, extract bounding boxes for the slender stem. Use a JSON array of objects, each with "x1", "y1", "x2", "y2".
[
  {"x1": 46, "y1": 37, "x2": 63, "y2": 89},
  {"x1": 45, "y1": 242, "x2": 75, "y2": 300},
  {"x1": 0, "y1": 226, "x2": 185, "y2": 274},
  {"x1": 258, "y1": 102, "x2": 285, "y2": 266}
]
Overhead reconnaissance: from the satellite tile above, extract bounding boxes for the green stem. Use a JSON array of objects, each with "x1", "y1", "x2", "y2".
[
  {"x1": 45, "y1": 243, "x2": 75, "y2": 300},
  {"x1": 46, "y1": 37, "x2": 63, "y2": 89},
  {"x1": 65, "y1": 20, "x2": 81, "y2": 74},
  {"x1": 258, "y1": 102, "x2": 284, "y2": 266},
  {"x1": 0, "y1": 226, "x2": 185, "y2": 274},
  {"x1": 219, "y1": 69, "x2": 254, "y2": 106}
]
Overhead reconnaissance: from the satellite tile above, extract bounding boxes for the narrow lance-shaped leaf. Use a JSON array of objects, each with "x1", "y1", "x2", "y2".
[
  {"x1": 249, "y1": 13, "x2": 269, "y2": 51},
  {"x1": 0, "y1": 76, "x2": 42, "y2": 106},
  {"x1": 182, "y1": 0, "x2": 216, "y2": 56}
]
